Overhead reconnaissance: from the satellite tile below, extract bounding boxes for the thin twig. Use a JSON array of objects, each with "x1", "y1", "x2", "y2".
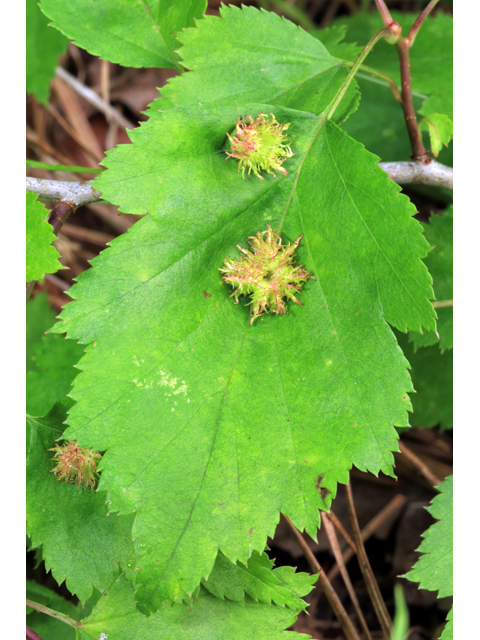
[
  {"x1": 283, "y1": 515, "x2": 362, "y2": 640},
  {"x1": 378, "y1": 160, "x2": 453, "y2": 189},
  {"x1": 328, "y1": 510, "x2": 357, "y2": 553},
  {"x1": 398, "y1": 442, "x2": 443, "y2": 488},
  {"x1": 26, "y1": 178, "x2": 102, "y2": 207},
  {"x1": 56, "y1": 67, "x2": 135, "y2": 130},
  {"x1": 26, "y1": 627, "x2": 45, "y2": 640},
  {"x1": 327, "y1": 494, "x2": 407, "y2": 582},
  {"x1": 345, "y1": 482, "x2": 393, "y2": 638},
  {"x1": 373, "y1": 0, "x2": 393, "y2": 27},
  {"x1": 432, "y1": 299, "x2": 453, "y2": 308},
  {"x1": 322, "y1": 513, "x2": 373, "y2": 640},
  {"x1": 407, "y1": 0, "x2": 440, "y2": 46}
]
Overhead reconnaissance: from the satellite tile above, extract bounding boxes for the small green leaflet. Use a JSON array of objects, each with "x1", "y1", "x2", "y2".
[
  {"x1": 405, "y1": 476, "x2": 453, "y2": 639},
  {"x1": 26, "y1": 402, "x2": 136, "y2": 603},
  {"x1": 27, "y1": 292, "x2": 55, "y2": 371},
  {"x1": 40, "y1": 0, "x2": 207, "y2": 70},
  {"x1": 202, "y1": 551, "x2": 316, "y2": 609},
  {"x1": 396, "y1": 332, "x2": 452, "y2": 430},
  {"x1": 441, "y1": 607, "x2": 453, "y2": 640},
  {"x1": 54, "y1": 6, "x2": 435, "y2": 611},
  {"x1": 26, "y1": 0, "x2": 68, "y2": 105},
  {"x1": 409, "y1": 208, "x2": 453, "y2": 352},
  {"x1": 419, "y1": 114, "x2": 453, "y2": 158},
  {"x1": 26, "y1": 191, "x2": 62, "y2": 281},
  {"x1": 77, "y1": 573, "x2": 311, "y2": 640}
]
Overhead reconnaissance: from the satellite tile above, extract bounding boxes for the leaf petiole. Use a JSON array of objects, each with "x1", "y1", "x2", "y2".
[
  {"x1": 326, "y1": 28, "x2": 389, "y2": 121},
  {"x1": 26, "y1": 599, "x2": 97, "y2": 638},
  {"x1": 26, "y1": 159, "x2": 104, "y2": 174}
]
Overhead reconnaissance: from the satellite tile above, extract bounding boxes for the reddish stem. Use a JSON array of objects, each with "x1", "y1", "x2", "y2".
[
  {"x1": 373, "y1": 0, "x2": 393, "y2": 27},
  {"x1": 27, "y1": 627, "x2": 45, "y2": 640},
  {"x1": 407, "y1": 0, "x2": 440, "y2": 46},
  {"x1": 396, "y1": 38, "x2": 429, "y2": 162}
]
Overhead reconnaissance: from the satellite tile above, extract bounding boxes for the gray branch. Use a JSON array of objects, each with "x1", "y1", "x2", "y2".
[
  {"x1": 378, "y1": 159, "x2": 453, "y2": 190},
  {"x1": 26, "y1": 177, "x2": 103, "y2": 207},
  {"x1": 26, "y1": 158, "x2": 453, "y2": 209}
]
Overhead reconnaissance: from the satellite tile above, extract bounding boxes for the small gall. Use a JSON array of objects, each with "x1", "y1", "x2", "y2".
[
  {"x1": 225, "y1": 113, "x2": 294, "y2": 180},
  {"x1": 49, "y1": 441, "x2": 102, "y2": 490},
  {"x1": 219, "y1": 225, "x2": 314, "y2": 324}
]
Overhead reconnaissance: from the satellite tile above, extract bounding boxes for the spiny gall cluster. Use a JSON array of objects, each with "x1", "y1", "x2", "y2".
[
  {"x1": 225, "y1": 113, "x2": 294, "y2": 180},
  {"x1": 49, "y1": 441, "x2": 102, "y2": 490},
  {"x1": 220, "y1": 225, "x2": 314, "y2": 324}
]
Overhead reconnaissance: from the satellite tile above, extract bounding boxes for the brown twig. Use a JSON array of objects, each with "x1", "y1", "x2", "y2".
[
  {"x1": 26, "y1": 627, "x2": 45, "y2": 640},
  {"x1": 283, "y1": 515, "x2": 362, "y2": 640},
  {"x1": 345, "y1": 482, "x2": 393, "y2": 638},
  {"x1": 322, "y1": 513, "x2": 373, "y2": 640},
  {"x1": 398, "y1": 441, "x2": 443, "y2": 488},
  {"x1": 327, "y1": 493, "x2": 407, "y2": 582},
  {"x1": 373, "y1": 0, "x2": 393, "y2": 27},
  {"x1": 407, "y1": 0, "x2": 440, "y2": 46},
  {"x1": 328, "y1": 510, "x2": 357, "y2": 553}
]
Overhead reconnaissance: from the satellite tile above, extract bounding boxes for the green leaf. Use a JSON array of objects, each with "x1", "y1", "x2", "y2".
[
  {"x1": 396, "y1": 333, "x2": 452, "y2": 430},
  {"x1": 148, "y1": 5, "x2": 358, "y2": 123},
  {"x1": 405, "y1": 475, "x2": 453, "y2": 597},
  {"x1": 78, "y1": 573, "x2": 310, "y2": 640},
  {"x1": 202, "y1": 550, "x2": 316, "y2": 610},
  {"x1": 26, "y1": 191, "x2": 62, "y2": 281},
  {"x1": 40, "y1": 0, "x2": 207, "y2": 70},
  {"x1": 409, "y1": 208, "x2": 453, "y2": 351},
  {"x1": 26, "y1": 402, "x2": 136, "y2": 603},
  {"x1": 26, "y1": 0, "x2": 68, "y2": 105},
  {"x1": 419, "y1": 114, "x2": 453, "y2": 157},
  {"x1": 441, "y1": 607, "x2": 453, "y2": 640},
  {"x1": 309, "y1": 24, "x2": 363, "y2": 61},
  {"x1": 53, "y1": 7, "x2": 435, "y2": 610},
  {"x1": 27, "y1": 330, "x2": 84, "y2": 417},
  {"x1": 27, "y1": 292, "x2": 56, "y2": 372}
]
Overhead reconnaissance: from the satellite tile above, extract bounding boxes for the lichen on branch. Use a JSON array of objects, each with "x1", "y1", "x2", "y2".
[
  {"x1": 220, "y1": 225, "x2": 313, "y2": 324},
  {"x1": 225, "y1": 113, "x2": 294, "y2": 179}
]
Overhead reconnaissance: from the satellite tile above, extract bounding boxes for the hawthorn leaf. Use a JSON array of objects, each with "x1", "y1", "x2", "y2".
[
  {"x1": 54, "y1": 100, "x2": 435, "y2": 609},
  {"x1": 419, "y1": 114, "x2": 453, "y2": 158},
  {"x1": 409, "y1": 208, "x2": 453, "y2": 351},
  {"x1": 405, "y1": 475, "x2": 452, "y2": 627},
  {"x1": 396, "y1": 332, "x2": 452, "y2": 430},
  {"x1": 26, "y1": 191, "x2": 62, "y2": 281},
  {"x1": 309, "y1": 24, "x2": 362, "y2": 61},
  {"x1": 146, "y1": 5, "x2": 359, "y2": 124},
  {"x1": 26, "y1": 0, "x2": 68, "y2": 105},
  {"x1": 26, "y1": 402, "x2": 136, "y2": 603},
  {"x1": 202, "y1": 551, "x2": 316, "y2": 609},
  {"x1": 77, "y1": 573, "x2": 310, "y2": 640},
  {"x1": 40, "y1": 0, "x2": 207, "y2": 70}
]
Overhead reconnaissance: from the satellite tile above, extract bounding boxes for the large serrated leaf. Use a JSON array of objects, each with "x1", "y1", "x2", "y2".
[
  {"x1": 52, "y1": 6, "x2": 435, "y2": 611},
  {"x1": 146, "y1": 5, "x2": 358, "y2": 122},
  {"x1": 26, "y1": 403, "x2": 136, "y2": 603},
  {"x1": 40, "y1": 0, "x2": 207, "y2": 70},
  {"x1": 77, "y1": 573, "x2": 310, "y2": 640},
  {"x1": 409, "y1": 208, "x2": 452, "y2": 351},
  {"x1": 26, "y1": 191, "x2": 62, "y2": 281},
  {"x1": 26, "y1": 0, "x2": 68, "y2": 105}
]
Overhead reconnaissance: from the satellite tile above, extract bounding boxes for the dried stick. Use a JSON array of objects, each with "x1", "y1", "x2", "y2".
[
  {"x1": 328, "y1": 510, "x2": 357, "y2": 553},
  {"x1": 345, "y1": 482, "x2": 393, "y2": 638},
  {"x1": 323, "y1": 513, "x2": 373, "y2": 640},
  {"x1": 283, "y1": 515, "x2": 362, "y2": 640},
  {"x1": 398, "y1": 442, "x2": 443, "y2": 488},
  {"x1": 327, "y1": 493, "x2": 407, "y2": 582}
]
